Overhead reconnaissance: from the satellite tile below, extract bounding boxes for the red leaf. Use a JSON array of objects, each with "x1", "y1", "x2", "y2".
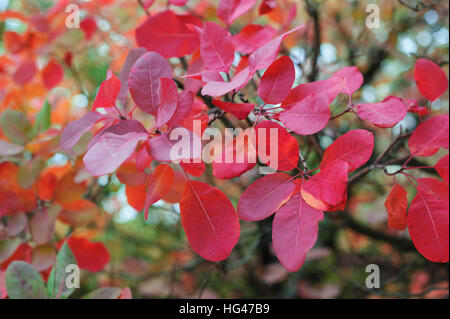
[
  {"x1": 279, "y1": 93, "x2": 330, "y2": 135},
  {"x1": 212, "y1": 129, "x2": 257, "y2": 179},
  {"x1": 167, "y1": 91, "x2": 194, "y2": 128},
  {"x1": 80, "y1": 17, "x2": 97, "y2": 40},
  {"x1": 384, "y1": 184, "x2": 408, "y2": 230},
  {"x1": 68, "y1": 236, "x2": 110, "y2": 272},
  {"x1": 331, "y1": 66, "x2": 364, "y2": 96},
  {"x1": 180, "y1": 161, "x2": 205, "y2": 177},
  {"x1": 143, "y1": 164, "x2": 174, "y2": 219},
  {"x1": 282, "y1": 77, "x2": 345, "y2": 110},
  {"x1": 320, "y1": 129, "x2": 374, "y2": 173},
  {"x1": 212, "y1": 99, "x2": 254, "y2": 120},
  {"x1": 408, "y1": 178, "x2": 449, "y2": 263},
  {"x1": 273, "y1": 186, "x2": 323, "y2": 271},
  {"x1": 355, "y1": 96, "x2": 407, "y2": 128},
  {"x1": 128, "y1": 52, "x2": 172, "y2": 115},
  {"x1": 42, "y1": 60, "x2": 64, "y2": 90},
  {"x1": 249, "y1": 25, "x2": 304, "y2": 72},
  {"x1": 92, "y1": 73, "x2": 121, "y2": 110},
  {"x1": 135, "y1": 10, "x2": 202, "y2": 58},
  {"x1": 258, "y1": 56, "x2": 295, "y2": 105},
  {"x1": 302, "y1": 161, "x2": 349, "y2": 209},
  {"x1": 217, "y1": 0, "x2": 258, "y2": 25},
  {"x1": 238, "y1": 173, "x2": 296, "y2": 221},
  {"x1": 60, "y1": 111, "x2": 105, "y2": 150},
  {"x1": 126, "y1": 184, "x2": 146, "y2": 211},
  {"x1": 232, "y1": 24, "x2": 277, "y2": 55},
  {"x1": 156, "y1": 78, "x2": 178, "y2": 128},
  {"x1": 414, "y1": 58, "x2": 448, "y2": 101},
  {"x1": 180, "y1": 181, "x2": 240, "y2": 261},
  {"x1": 435, "y1": 155, "x2": 449, "y2": 185},
  {"x1": 259, "y1": 0, "x2": 277, "y2": 15},
  {"x1": 256, "y1": 120, "x2": 299, "y2": 171},
  {"x1": 117, "y1": 48, "x2": 146, "y2": 105},
  {"x1": 408, "y1": 115, "x2": 449, "y2": 157},
  {"x1": 13, "y1": 59, "x2": 36, "y2": 85},
  {"x1": 83, "y1": 120, "x2": 148, "y2": 176},
  {"x1": 200, "y1": 22, "x2": 235, "y2": 73}
]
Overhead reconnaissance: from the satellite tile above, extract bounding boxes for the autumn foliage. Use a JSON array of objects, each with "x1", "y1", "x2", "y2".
[{"x1": 0, "y1": 0, "x2": 449, "y2": 299}]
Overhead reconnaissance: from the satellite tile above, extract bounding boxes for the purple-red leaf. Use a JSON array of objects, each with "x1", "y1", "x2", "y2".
[
  {"x1": 320, "y1": 129, "x2": 374, "y2": 173},
  {"x1": 232, "y1": 24, "x2": 277, "y2": 55},
  {"x1": 355, "y1": 96, "x2": 407, "y2": 128},
  {"x1": 238, "y1": 173, "x2": 296, "y2": 221},
  {"x1": 156, "y1": 78, "x2": 178, "y2": 128},
  {"x1": 435, "y1": 155, "x2": 449, "y2": 185},
  {"x1": 408, "y1": 115, "x2": 449, "y2": 157},
  {"x1": 273, "y1": 187, "x2": 323, "y2": 271},
  {"x1": 128, "y1": 52, "x2": 172, "y2": 115},
  {"x1": 408, "y1": 178, "x2": 449, "y2": 263},
  {"x1": 180, "y1": 181, "x2": 240, "y2": 261},
  {"x1": 135, "y1": 10, "x2": 202, "y2": 58},
  {"x1": 256, "y1": 120, "x2": 299, "y2": 172},
  {"x1": 92, "y1": 73, "x2": 121, "y2": 111},
  {"x1": 200, "y1": 22, "x2": 235, "y2": 73},
  {"x1": 279, "y1": 93, "x2": 330, "y2": 135},
  {"x1": 212, "y1": 99, "x2": 254, "y2": 120},
  {"x1": 414, "y1": 58, "x2": 448, "y2": 101},
  {"x1": 60, "y1": 111, "x2": 105, "y2": 150},
  {"x1": 258, "y1": 56, "x2": 295, "y2": 105}
]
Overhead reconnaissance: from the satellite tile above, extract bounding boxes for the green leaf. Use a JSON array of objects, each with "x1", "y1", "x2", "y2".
[
  {"x1": 46, "y1": 241, "x2": 77, "y2": 299},
  {"x1": 0, "y1": 238, "x2": 21, "y2": 263},
  {"x1": 5, "y1": 261, "x2": 48, "y2": 299},
  {"x1": 82, "y1": 287, "x2": 122, "y2": 299},
  {"x1": 33, "y1": 101, "x2": 51, "y2": 135},
  {"x1": 17, "y1": 156, "x2": 45, "y2": 189},
  {"x1": 0, "y1": 109, "x2": 34, "y2": 145}
]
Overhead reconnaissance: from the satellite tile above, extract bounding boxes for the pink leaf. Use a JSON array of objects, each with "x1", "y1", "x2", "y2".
[
  {"x1": 169, "y1": 0, "x2": 189, "y2": 6},
  {"x1": 279, "y1": 93, "x2": 330, "y2": 135},
  {"x1": 232, "y1": 24, "x2": 277, "y2": 55},
  {"x1": 435, "y1": 155, "x2": 449, "y2": 185},
  {"x1": 148, "y1": 128, "x2": 202, "y2": 162},
  {"x1": 60, "y1": 111, "x2": 105, "y2": 150},
  {"x1": 355, "y1": 96, "x2": 408, "y2": 128},
  {"x1": 408, "y1": 115, "x2": 449, "y2": 157},
  {"x1": 135, "y1": 10, "x2": 202, "y2": 58},
  {"x1": 331, "y1": 66, "x2": 364, "y2": 95},
  {"x1": 180, "y1": 181, "x2": 240, "y2": 261},
  {"x1": 258, "y1": 56, "x2": 295, "y2": 104},
  {"x1": 212, "y1": 129, "x2": 257, "y2": 179},
  {"x1": 83, "y1": 121, "x2": 148, "y2": 176},
  {"x1": 273, "y1": 188, "x2": 323, "y2": 271},
  {"x1": 156, "y1": 78, "x2": 178, "y2": 128},
  {"x1": 212, "y1": 99, "x2": 254, "y2": 120},
  {"x1": 249, "y1": 24, "x2": 305, "y2": 72},
  {"x1": 256, "y1": 120, "x2": 299, "y2": 172},
  {"x1": 13, "y1": 60, "x2": 36, "y2": 85},
  {"x1": 201, "y1": 67, "x2": 251, "y2": 97},
  {"x1": 217, "y1": 0, "x2": 258, "y2": 25},
  {"x1": 414, "y1": 58, "x2": 448, "y2": 101},
  {"x1": 128, "y1": 52, "x2": 172, "y2": 115},
  {"x1": 200, "y1": 22, "x2": 235, "y2": 73},
  {"x1": 167, "y1": 91, "x2": 194, "y2": 128},
  {"x1": 282, "y1": 77, "x2": 346, "y2": 110},
  {"x1": 117, "y1": 48, "x2": 146, "y2": 105},
  {"x1": 238, "y1": 173, "x2": 296, "y2": 221},
  {"x1": 320, "y1": 129, "x2": 374, "y2": 173},
  {"x1": 408, "y1": 178, "x2": 449, "y2": 263}
]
